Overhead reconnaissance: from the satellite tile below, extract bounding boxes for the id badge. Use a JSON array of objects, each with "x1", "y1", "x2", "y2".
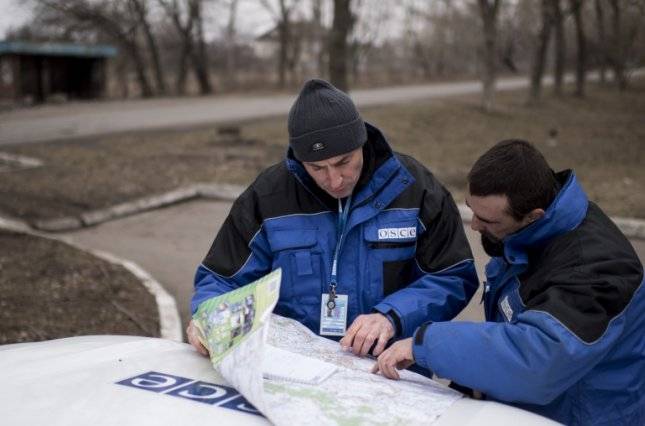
[{"x1": 319, "y1": 293, "x2": 348, "y2": 336}]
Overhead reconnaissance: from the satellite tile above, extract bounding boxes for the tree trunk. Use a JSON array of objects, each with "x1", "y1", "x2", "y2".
[
  {"x1": 176, "y1": 37, "x2": 192, "y2": 95},
  {"x1": 570, "y1": 0, "x2": 586, "y2": 97},
  {"x1": 529, "y1": 0, "x2": 553, "y2": 103},
  {"x1": 477, "y1": 0, "x2": 501, "y2": 113},
  {"x1": 594, "y1": 0, "x2": 607, "y2": 84},
  {"x1": 552, "y1": 0, "x2": 565, "y2": 96},
  {"x1": 125, "y1": 36, "x2": 154, "y2": 98},
  {"x1": 115, "y1": 55, "x2": 130, "y2": 98},
  {"x1": 312, "y1": 0, "x2": 326, "y2": 78},
  {"x1": 288, "y1": 30, "x2": 302, "y2": 85},
  {"x1": 224, "y1": 0, "x2": 239, "y2": 89},
  {"x1": 158, "y1": 0, "x2": 195, "y2": 94},
  {"x1": 276, "y1": 20, "x2": 289, "y2": 88},
  {"x1": 329, "y1": 0, "x2": 353, "y2": 92},
  {"x1": 608, "y1": 0, "x2": 627, "y2": 90},
  {"x1": 130, "y1": 0, "x2": 167, "y2": 95},
  {"x1": 191, "y1": 0, "x2": 213, "y2": 95}
]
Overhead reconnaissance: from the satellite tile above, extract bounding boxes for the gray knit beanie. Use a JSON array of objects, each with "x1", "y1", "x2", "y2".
[{"x1": 288, "y1": 79, "x2": 367, "y2": 162}]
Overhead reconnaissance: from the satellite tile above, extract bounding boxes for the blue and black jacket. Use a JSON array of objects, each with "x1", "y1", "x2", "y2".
[
  {"x1": 192, "y1": 123, "x2": 478, "y2": 338},
  {"x1": 413, "y1": 171, "x2": 645, "y2": 425}
]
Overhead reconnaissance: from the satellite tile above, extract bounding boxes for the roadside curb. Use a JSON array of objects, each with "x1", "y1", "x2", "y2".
[
  {"x1": 0, "y1": 151, "x2": 43, "y2": 172},
  {"x1": 30, "y1": 183, "x2": 244, "y2": 232},
  {"x1": 12, "y1": 183, "x2": 645, "y2": 240},
  {"x1": 0, "y1": 216, "x2": 183, "y2": 342}
]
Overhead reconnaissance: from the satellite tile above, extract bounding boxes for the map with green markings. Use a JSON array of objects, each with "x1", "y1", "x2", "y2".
[{"x1": 194, "y1": 269, "x2": 462, "y2": 425}]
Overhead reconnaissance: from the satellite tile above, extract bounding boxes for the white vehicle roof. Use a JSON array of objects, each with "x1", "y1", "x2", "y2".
[{"x1": 0, "y1": 336, "x2": 558, "y2": 425}]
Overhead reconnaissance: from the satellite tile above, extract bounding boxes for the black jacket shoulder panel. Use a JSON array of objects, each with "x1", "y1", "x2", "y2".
[
  {"x1": 520, "y1": 202, "x2": 643, "y2": 343},
  {"x1": 394, "y1": 153, "x2": 473, "y2": 272},
  {"x1": 391, "y1": 153, "x2": 444, "y2": 215},
  {"x1": 203, "y1": 161, "x2": 329, "y2": 276}
]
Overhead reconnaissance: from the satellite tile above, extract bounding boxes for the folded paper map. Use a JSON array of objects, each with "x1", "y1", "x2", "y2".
[{"x1": 193, "y1": 269, "x2": 462, "y2": 425}]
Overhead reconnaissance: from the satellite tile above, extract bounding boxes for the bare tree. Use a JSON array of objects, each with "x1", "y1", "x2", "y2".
[
  {"x1": 348, "y1": 0, "x2": 388, "y2": 86},
  {"x1": 158, "y1": 0, "x2": 193, "y2": 94},
  {"x1": 311, "y1": 0, "x2": 327, "y2": 77},
  {"x1": 129, "y1": 0, "x2": 167, "y2": 95},
  {"x1": 192, "y1": 0, "x2": 213, "y2": 94},
  {"x1": 529, "y1": 0, "x2": 554, "y2": 103},
  {"x1": 608, "y1": 0, "x2": 627, "y2": 90},
  {"x1": 329, "y1": 0, "x2": 354, "y2": 92},
  {"x1": 260, "y1": 0, "x2": 302, "y2": 88},
  {"x1": 608, "y1": 0, "x2": 645, "y2": 90},
  {"x1": 569, "y1": 0, "x2": 586, "y2": 97},
  {"x1": 223, "y1": 0, "x2": 240, "y2": 89},
  {"x1": 405, "y1": 0, "x2": 482, "y2": 82},
  {"x1": 477, "y1": 0, "x2": 501, "y2": 112},
  {"x1": 594, "y1": 0, "x2": 608, "y2": 83},
  {"x1": 158, "y1": 0, "x2": 213, "y2": 95},
  {"x1": 551, "y1": 0, "x2": 565, "y2": 96}
]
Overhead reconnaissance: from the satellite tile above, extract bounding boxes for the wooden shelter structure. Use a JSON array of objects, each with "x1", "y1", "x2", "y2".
[{"x1": 0, "y1": 41, "x2": 117, "y2": 104}]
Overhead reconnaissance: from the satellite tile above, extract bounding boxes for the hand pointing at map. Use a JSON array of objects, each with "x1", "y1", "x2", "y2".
[
  {"x1": 371, "y1": 338, "x2": 415, "y2": 380},
  {"x1": 340, "y1": 313, "x2": 394, "y2": 357}
]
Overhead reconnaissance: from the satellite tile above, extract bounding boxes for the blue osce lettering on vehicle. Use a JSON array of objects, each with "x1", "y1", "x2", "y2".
[{"x1": 116, "y1": 371, "x2": 262, "y2": 417}]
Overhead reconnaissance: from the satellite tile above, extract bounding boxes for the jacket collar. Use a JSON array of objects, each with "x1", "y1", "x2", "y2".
[{"x1": 502, "y1": 170, "x2": 588, "y2": 265}]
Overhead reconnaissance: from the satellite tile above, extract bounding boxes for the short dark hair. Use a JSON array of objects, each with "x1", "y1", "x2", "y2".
[{"x1": 467, "y1": 139, "x2": 559, "y2": 220}]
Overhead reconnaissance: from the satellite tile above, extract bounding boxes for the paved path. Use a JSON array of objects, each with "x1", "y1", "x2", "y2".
[
  {"x1": 63, "y1": 199, "x2": 645, "y2": 339},
  {"x1": 0, "y1": 73, "x2": 588, "y2": 146},
  {"x1": 5, "y1": 69, "x2": 641, "y2": 146}
]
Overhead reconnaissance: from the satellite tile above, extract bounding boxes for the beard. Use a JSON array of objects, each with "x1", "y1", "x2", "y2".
[{"x1": 481, "y1": 232, "x2": 505, "y2": 258}]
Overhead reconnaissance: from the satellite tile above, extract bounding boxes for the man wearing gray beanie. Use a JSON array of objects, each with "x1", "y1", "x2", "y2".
[{"x1": 188, "y1": 79, "x2": 477, "y2": 361}]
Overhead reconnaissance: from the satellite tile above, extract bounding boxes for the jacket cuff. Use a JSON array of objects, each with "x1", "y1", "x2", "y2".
[
  {"x1": 373, "y1": 305, "x2": 402, "y2": 337},
  {"x1": 412, "y1": 321, "x2": 432, "y2": 370}
]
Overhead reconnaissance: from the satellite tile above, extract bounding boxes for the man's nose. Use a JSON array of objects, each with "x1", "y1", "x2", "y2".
[
  {"x1": 328, "y1": 169, "x2": 343, "y2": 189},
  {"x1": 470, "y1": 216, "x2": 483, "y2": 232}
]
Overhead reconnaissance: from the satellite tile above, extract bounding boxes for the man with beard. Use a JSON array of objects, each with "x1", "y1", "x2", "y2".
[
  {"x1": 373, "y1": 140, "x2": 644, "y2": 426},
  {"x1": 187, "y1": 79, "x2": 478, "y2": 360}
]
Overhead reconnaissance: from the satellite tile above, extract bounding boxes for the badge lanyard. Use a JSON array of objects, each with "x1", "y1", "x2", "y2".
[{"x1": 327, "y1": 194, "x2": 352, "y2": 316}]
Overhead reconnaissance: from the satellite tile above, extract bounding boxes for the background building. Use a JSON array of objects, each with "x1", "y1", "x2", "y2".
[{"x1": 0, "y1": 41, "x2": 117, "y2": 104}]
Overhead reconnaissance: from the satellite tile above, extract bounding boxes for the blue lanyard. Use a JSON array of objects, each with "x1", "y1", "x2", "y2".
[{"x1": 327, "y1": 195, "x2": 351, "y2": 314}]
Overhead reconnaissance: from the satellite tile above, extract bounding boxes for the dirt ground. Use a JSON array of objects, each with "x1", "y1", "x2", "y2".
[{"x1": 0, "y1": 230, "x2": 160, "y2": 344}]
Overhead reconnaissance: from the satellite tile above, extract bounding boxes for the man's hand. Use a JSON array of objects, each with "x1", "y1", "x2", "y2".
[
  {"x1": 371, "y1": 338, "x2": 415, "y2": 380},
  {"x1": 186, "y1": 320, "x2": 209, "y2": 357},
  {"x1": 339, "y1": 313, "x2": 394, "y2": 357}
]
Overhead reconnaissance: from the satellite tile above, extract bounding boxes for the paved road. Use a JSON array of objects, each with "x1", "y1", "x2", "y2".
[
  {"x1": 64, "y1": 199, "x2": 645, "y2": 339},
  {"x1": 5, "y1": 69, "x2": 641, "y2": 146},
  {"x1": 0, "y1": 74, "x2": 575, "y2": 146}
]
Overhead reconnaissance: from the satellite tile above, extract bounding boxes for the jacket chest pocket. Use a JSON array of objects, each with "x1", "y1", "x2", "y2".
[
  {"x1": 363, "y1": 222, "x2": 418, "y2": 298},
  {"x1": 267, "y1": 228, "x2": 323, "y2": 302}
]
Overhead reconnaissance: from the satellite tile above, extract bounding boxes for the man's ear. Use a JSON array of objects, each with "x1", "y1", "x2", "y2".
[{"x1": 526, "y1": 208, "x2": 545, "y2": 224}]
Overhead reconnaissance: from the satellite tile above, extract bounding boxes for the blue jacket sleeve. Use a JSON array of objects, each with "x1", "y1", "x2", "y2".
[
  {"x1": 374, "y1": 260, "x2": 478, "y2": 337},
  {"x1": 411, "y1": 310, "x2": 622, "y2": 405}
]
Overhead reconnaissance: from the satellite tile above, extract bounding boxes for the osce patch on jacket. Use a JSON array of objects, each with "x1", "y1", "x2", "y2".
[{"x1": 377, "y1": 227, "x2": 417, "y2": 240}]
